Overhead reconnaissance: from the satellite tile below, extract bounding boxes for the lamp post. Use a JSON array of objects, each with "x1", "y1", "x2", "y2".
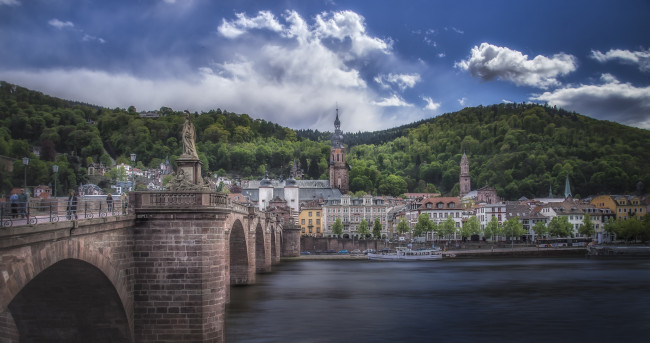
[
  {"x1": 130, "y1": 153, "x2": 136, "y2": 191},
  {"x1": 22, "y1": 157, "x2": 29, "y2": 193},
  {"x1": 52, "y1": 165, "x2": 59, "y2": 197}
]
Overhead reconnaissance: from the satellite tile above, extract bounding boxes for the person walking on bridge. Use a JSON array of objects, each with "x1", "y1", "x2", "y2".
[
  {"x1": 67, "y1": 190, "x2": 78, "y2": 220},
  {"x1": 18, "y1": 189, "x2": 28, "y2": 219}
]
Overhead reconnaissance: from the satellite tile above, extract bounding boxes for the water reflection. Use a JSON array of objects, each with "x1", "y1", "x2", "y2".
[{"x1": 226, "y1": 258, "x2": 650, "y2": 342}]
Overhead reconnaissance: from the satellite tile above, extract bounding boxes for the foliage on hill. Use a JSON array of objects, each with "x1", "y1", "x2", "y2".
[{"x1": 1, "y1": 81, "x2": 649, "y2": 200}]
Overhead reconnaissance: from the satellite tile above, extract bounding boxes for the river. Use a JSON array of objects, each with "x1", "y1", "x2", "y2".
[{"x1": 226, "y1": 258, "x2": 650, "y2": 342}]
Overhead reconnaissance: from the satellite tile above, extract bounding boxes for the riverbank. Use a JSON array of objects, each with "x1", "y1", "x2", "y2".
[{"x1": 286, "y1": 246, "x2": 588, "y2": 260}]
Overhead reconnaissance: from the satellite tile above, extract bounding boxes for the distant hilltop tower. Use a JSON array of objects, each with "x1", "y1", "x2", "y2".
[
  {"x1": 459, "y1": 152, "x2": 471, "y2": 197},
  {"x1": 329, "y1": 107, "x2": 349, "y2": 194}
]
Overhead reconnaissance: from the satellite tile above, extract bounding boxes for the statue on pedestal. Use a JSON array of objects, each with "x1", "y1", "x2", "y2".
[{"x1": 182, "y1": 110, "x2": 199, "y2": 159}]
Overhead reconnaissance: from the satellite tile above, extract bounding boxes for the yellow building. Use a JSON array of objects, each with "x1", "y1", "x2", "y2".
[
  {"x1": 299, "y1": 206, "x2": 323, "y2": 236},
  {"x1": 590, "y1": 195, "x2": 645, "y2": 220}
]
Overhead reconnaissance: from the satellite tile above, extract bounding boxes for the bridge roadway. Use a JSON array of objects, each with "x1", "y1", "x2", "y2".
[{"x1": 0, "y1": 191, "x2": 300, "y2": 343}]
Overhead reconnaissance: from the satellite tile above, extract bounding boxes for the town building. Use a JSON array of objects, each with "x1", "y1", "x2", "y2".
[
  {"x1": 590, "y1": 195, "x2": 645, "y2": 220},
  {"x1": 298, "y1": 205, "x2": 323, "y2": 236},
  {"x1": 323, "y1": 194, "x2": 389, "y2": 238},
  {"x1": 407, "y1": 197, "x2": 464, "y2": 240}
]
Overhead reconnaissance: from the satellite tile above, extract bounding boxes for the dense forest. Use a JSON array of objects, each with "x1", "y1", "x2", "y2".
[{"x1": 1, "y1": 81, "x2": 649, "y2": 199}]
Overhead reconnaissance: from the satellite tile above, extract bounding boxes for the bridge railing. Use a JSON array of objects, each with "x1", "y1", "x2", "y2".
[
  {"x1": 1, "y1": 196, "x2": 128, "y2": 228},
  {"x1": 132, "y1": 191, "x2": 250, "y2": 214}
]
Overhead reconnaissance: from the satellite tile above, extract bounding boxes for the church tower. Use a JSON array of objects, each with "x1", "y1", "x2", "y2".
[
  {"x1": 329, "y1": 108, "x2": 349, "y2": 194},
  {"x1": 459, "y1": 152, "x2": 471, "y2": 198}
]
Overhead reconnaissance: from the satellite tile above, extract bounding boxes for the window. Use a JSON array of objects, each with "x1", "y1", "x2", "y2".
[
  {"x1": 317, "y1": 212, "x2": 320, "y2": 216},
  {"x1": 301, "y1": 219, "x2": 305, "y2": 225},
  {"x1": 309, "y1": 219, "x2": 313, "y2": 225},
  {"x1": 316, "y1": 219, "x2": 320, "y2": 225},
  {"x1": 309, "y1": 212, "x2": 312, "y2": 217}
]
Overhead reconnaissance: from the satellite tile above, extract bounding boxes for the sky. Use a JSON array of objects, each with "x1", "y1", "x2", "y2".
[{"x1": 1, "y1": 0, "x2": 649, "y2": 132}]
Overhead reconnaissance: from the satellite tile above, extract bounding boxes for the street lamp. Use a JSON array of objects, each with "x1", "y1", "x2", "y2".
[
  {"x1": 130, "y1": 153, "x2": 136, "y2": 191},
  {"x1": 52, "y1": 165, "x2": 59, "y2": 197},
  {"x1": 22, "y1": 157, "x2": 29, "y2": 193}
]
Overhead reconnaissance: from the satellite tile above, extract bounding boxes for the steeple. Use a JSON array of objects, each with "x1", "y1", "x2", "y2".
[
  {"x1": 329, "y1": 107, "x2": 348, "y2": 194},
  {"x1": 459, "y1": 152, "x2": 471, "y2": 198},
  {"x1": 334, "y1": 107, "x2": 341, "y2": 130},
  {"x1": 548, "y1": 184, "x2": 553, "y2": 198},
  {"x1": 564, "y1": 175, "x2": 572, "y2": 198}
]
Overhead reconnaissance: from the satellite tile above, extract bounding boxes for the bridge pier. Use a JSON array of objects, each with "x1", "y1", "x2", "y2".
[{"x1": 132, "y1": 212, "x2": 228, "y2": 342}]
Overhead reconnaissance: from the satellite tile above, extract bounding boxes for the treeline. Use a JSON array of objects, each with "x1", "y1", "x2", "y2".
[{"x1": 1, "y1": 81, "x2": 649, "y2": 200}]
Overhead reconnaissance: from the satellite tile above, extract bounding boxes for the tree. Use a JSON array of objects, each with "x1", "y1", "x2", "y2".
[
  {"x1": 332, "y1": 218, "x2": 344, "y2": 237},
  {"x1": 484, "y1": 216, "x2": 502, "y2": 241},
  {"x1": 396, "y1": 218, "x2": 410, "y2": 236},
  {"x1": 413, "y1": 213, "x2": 432, "y2": 237},
  {"x1": 578, "y1": 213, "x2": 595, "y2": 238},
  {"x1": 460, "y1": 216, "x2": 481, "y2": 240},
  {"x1": 357, "y1": 219, "x2": 370, "y2": 238},
  {"x1": 439, "y1": 217, "x2": 456, "y2": 241},
  {"x1": 547, "y1": 216, "x2": 572, "y2": 238},
  {"x1": 372, "y1": 218, "x2": 383, "y2": 238},
  {"x1": 502, "y1": 217, "x2": 526, "y2": 247},
  {"x1": 532, "y1": 221, "x2": 548, "y2": 241},
  {"x1": 108, "y1": 166, "x2": 127, "y2": 182}
]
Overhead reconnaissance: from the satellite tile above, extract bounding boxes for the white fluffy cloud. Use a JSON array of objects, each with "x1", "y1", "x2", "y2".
[
  {"x1": 48, "y1": 19, "x2": 74, "y2": 29},
  {"x1": 591, "y1": 48, "x2": 650, "y2": 73},
  {"x1": 455, "y1": 42, "x2": 577, "y2": 89},
  {"x1": 422, "y1": 96, "x2": 441, "y2": 111},
  {"x1": 372, "y1": 94, "x2": 413, "y2": 107},
  {"x1": 217, "y1": 11, "x2": 283, "y2": 39},
  {"x1": 374, "y1": 73, "x2": 421, "y2": 91},
  {"x1": 531, "y1": 74, "x2": 650, "y2": 128}
]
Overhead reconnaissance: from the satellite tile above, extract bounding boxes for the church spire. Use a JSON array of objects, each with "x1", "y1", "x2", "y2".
[{"x1": 564, "y1": 175, "x2": 572, "y2": 198}]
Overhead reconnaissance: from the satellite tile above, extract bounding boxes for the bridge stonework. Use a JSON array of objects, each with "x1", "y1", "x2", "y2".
[{"x1": 0, "y1": 192, "x2": 298, "y2": 343}]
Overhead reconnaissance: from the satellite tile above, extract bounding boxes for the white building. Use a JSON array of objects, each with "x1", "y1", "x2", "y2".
[{"x1": 322, "y1": 194, "x2": 389, "y2": 238}]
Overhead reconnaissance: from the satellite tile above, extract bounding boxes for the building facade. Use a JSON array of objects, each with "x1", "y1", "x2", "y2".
[
  {"x1": 298, "y1": 206, "x2": 323, "y2": 236},
  {"x1": 323, "y1": 194, "x2": 389, "y2": 238}
]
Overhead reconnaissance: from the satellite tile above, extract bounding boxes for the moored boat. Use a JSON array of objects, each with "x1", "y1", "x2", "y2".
[{"x1": 367, "y1": 247, "x2": 443, "y2": 261}]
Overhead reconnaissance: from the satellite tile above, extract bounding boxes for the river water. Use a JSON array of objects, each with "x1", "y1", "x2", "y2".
[{"x1": 226, "y1": 258, "x2": 650, "y2": 343}]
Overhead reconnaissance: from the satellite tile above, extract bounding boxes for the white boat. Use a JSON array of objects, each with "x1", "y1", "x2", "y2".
[{"x1": 367, "y1": 247, "x2": 443, "y2": 261}]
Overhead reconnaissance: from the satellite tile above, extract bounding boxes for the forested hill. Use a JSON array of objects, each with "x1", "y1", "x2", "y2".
[{"x1": 1, "y1": 81, "x2": 649, "y2": 200}]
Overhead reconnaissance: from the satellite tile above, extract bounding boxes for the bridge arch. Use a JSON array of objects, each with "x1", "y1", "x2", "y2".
[
  {"x1": 7, "y1": 259, "x2": 131, "y2": 342},
  {"x1": 229, "y1": 219, "x2": 249, "y2": 286},
  {"x1": 255, "y1": 222, "x2": 267, "y2": 273},
  {"x1": 0, "y1": 238, "x2": 133, "y2": 343}
]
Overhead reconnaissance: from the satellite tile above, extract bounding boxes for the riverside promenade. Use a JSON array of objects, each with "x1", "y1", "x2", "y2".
[{"x1": 290, "y1": 246, "x2": 588, "y2": 260}]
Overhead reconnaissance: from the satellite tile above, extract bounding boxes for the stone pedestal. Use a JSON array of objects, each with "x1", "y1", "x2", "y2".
[{"x1": 176, "y1": 156, "x2": 203, "y2": 185}]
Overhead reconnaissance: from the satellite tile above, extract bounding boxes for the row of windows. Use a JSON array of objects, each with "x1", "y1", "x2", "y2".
[
  {"x1": 300, "y1": 219, "x2": 321, "y2": 225},
  {"x1": 618, "y1": 208, "x2": 643, "y2": 213},
  {"x1": 306, "y1": 211, "x2": 321, "y2": 217},
  {"x1": 301, "y1": 227, "x2": 321, "y2": 234},
  {"x1": 326, "y1": 207, "x2": 386, "y2": 213},
  {"x1": 327, "y1": 216, "x2": 386, "y2": 223}
]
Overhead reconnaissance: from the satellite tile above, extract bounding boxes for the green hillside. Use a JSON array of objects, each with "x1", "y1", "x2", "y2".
[{"x1": 1, "y1": 81, "x2": 648, "y2": 199}]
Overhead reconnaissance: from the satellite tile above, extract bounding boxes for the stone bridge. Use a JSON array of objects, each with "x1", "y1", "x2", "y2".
[{"x1": 0, "y1": 192, "x2": 300, "y2": 343}]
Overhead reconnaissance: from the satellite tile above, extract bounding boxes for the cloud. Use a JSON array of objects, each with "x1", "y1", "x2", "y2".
[
  {"x1": 458, "y1": 97, "x2": 467, "y2": 106},
  {"x1": 217, "y1": 10, "x2": 283, "y2": 39},
  {"x1": 502, "y1": 99, "x2": 513, "y2": 104},
  {"x1": 1, "y1": 9, "x2": 425, "y2": 132},
  {"x1": 372, "y1": 94, "x2": 413, "y2": 107},
  {"x1": 455, "y1": 42, "x2": 577, "y2": 89},
  {"x1": 591, "y1": 48, "x2": 650, "y2": 73},
  {"x1": 422, "y1": 96, "x2": 441, "y2": 111},
  {"x1": 374, "y1": 73, "x2": 421, "y2": 91},
  {"x1": 48, "y1": 19, "x2": 74, "y2": 29},
  {"x1": 531, "y1": 74, "x2": 650, "y2": 128},
  {"x1": 0, "y1": 0, "x2": 19, "y2": 6},
  {"x1": 82, "y1": 34, "x2": 106, "y2": 44}
]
